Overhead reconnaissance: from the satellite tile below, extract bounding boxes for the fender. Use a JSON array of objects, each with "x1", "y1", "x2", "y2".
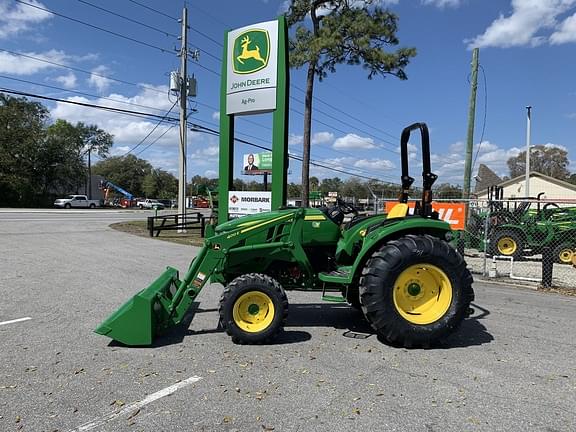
[{"x1": 348, "y1": 217, "x2": 452, "y2": 284}]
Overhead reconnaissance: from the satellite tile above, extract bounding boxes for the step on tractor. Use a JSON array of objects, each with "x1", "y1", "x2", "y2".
[{"x1": 96, "y1": 123, "x2": 475, "y2": 348}]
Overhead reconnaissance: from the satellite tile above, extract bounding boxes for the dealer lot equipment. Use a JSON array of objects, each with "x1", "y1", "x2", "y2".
[{"x1": 95, "y1": 123, "x2": 474, "y2": 348}]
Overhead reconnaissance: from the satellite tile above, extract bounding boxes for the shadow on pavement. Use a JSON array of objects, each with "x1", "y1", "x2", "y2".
[{"x1": 108, "y1": 302, "x2": 493, "y2": 349}]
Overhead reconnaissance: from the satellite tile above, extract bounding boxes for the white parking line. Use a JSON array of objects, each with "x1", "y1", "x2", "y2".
[
  {"x1": 0, "y1": 317, "x2": 32, "y2": 326},
  {"x1": 68, "y1": 375, "x2": 203, "y2": 432}
]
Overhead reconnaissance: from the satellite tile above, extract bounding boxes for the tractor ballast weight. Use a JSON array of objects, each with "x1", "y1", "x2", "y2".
[{"x1": 96, "y1": 123, "x2": 474, "y2": 348}]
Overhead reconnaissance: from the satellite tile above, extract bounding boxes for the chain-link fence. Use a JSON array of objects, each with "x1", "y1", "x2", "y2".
[{"x1": 458, "y1": 197, "x2": 576, "y2": 291}]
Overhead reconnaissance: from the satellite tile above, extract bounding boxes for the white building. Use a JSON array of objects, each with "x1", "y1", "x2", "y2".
[{"x1": 476, "y1": 171, "x2": 576, "y2": 204}]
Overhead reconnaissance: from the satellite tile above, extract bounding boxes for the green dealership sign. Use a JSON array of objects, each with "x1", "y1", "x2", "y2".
[{"x1": 219, "y1": 17, "x2": 289, "y2": 224}]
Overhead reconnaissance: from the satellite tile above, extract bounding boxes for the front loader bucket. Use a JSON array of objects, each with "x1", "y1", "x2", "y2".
[{"x1": 95, "y1": 267, "x2": 181, "y2": 346}]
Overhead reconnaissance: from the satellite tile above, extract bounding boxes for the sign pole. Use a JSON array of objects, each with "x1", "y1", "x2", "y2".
[
  {"x1": 218, "y1": 29, "x2": 234, "y2": 225},
  {"x1": 271, "y1": 15, "x2": 289, "y2": 210}
]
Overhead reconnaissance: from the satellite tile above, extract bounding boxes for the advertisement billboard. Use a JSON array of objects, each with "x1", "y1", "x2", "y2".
[
  {"x1": 384, "y1": 201, "x2": 466, "y2": 230},
  {"x1": 228, "y1": 191, "x2": 272, "y2": 217},
  {"x1": 243, "y1": 152, "x2": 272, "y2": 175}
]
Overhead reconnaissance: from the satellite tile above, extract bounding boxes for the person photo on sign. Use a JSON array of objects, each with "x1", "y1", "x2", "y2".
[{"x1": 244, "y1": 153, "x2": 259, "y2": 171}]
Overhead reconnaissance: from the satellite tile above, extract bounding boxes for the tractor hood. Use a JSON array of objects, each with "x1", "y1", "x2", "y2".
[{"x1": 214, "y1": 208, "x2": 302, "y2": 234}]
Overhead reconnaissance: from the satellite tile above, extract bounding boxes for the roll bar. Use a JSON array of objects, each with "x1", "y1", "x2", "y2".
[{"x1": 399, "y1": 122, "x2": 437, "y2": 217}]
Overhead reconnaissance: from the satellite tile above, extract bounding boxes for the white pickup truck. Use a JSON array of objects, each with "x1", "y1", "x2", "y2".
[
  {"x1": 54, "y1": 195, "x2": 101, "y2": 209},
  {"x1": 136, "y1": 199, "x2": 165, "y2": 210}
]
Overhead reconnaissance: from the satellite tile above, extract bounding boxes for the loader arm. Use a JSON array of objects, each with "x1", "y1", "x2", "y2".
[{"x1": 95, "y1": 209, "x2": 306, "y2": 346}]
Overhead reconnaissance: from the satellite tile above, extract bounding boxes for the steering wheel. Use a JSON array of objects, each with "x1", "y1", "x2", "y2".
[
  {"x1": 336, "y1": 198, "x2": 358, "y2": 217},
  {"x1": 322, "y1": 198, "x2": 359, "y2": 225}
]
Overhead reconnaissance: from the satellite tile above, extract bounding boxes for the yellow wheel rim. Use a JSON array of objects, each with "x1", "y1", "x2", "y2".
[
  {"x1": 497, "y1": 237, "x2": 517, "y2": 255},
  {"x1": 558, "y1": 248, "x2": 573, "y2": 264},
  {"x1": 232, "y1": 291, "x2": 275, "y2": 333},
  {"x1": 393, "y1": 264, "x2": 453, "y2": 325}
]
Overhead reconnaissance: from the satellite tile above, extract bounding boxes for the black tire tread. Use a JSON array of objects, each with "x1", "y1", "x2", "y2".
[
  {"x1": 490, "y1": 229, "x2": 524, "y2": 259},
  {"x1": 219, "y1": 273, "x2": 288, "y2": 344},
  {"x1": 359, "y1": 234, "x2": 474, "y2": 348}
]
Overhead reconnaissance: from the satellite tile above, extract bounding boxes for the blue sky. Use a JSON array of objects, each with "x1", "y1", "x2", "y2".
[{"x1": 1, "y1": 0, "x2": 575, "y2": 189}]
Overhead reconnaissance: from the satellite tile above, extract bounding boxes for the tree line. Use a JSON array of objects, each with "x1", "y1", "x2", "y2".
[
  {"x1": 2, "y1": 92, "x2": 573, "y2": 208},
  {"x1": 0, "y1": 93, "x2": 113, "y2": 207}
]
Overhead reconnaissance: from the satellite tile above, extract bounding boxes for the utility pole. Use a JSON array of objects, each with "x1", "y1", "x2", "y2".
[
  {"x1": 177, "y1": 7, "x2": 188, "y2": 232},
  {"x1": 462, "y1": 48, "x2": 479, "y2": 201},
  {"x1": 459, "y1": 48, "x2": 479, "y2": 255},
  {"x1": 525, "y1": 106, "x2": 532, "y2": 198}
]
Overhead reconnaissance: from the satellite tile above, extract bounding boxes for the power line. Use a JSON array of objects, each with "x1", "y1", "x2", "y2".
[
  {"x1": 289, "y1": 105, "x2": 398, "y2": 155},
  {"x1": 289, "y1": 94, "x2": 400, "y2": 151},
  {"x1": 76, "y1": 0, "x2": 179, "y2": 38},
  {"x1": 1, "y1": 87, "x2": 400, "y2": 184},
  {"x1": 135, "y1": 125, "x2": 177, "y2": 156},
  {"x1": 0, "y1": 88, "x2": 180, "y2": 123},
  {"x1": 0, "y1": 74, "x2": 175, "y2": 115},
  {"x1": 126, "y1": 0, "x2": 178, "y2": 21},
  {"x1": 125, "y1": 0, "x2": 224, "y2": 49},
  {"x1": 188, "y1": 118, "x2": 400, "y2": 182},
  {"x1": 15, "y1": 0, "x2": 174, "y2": 55},
  {"x1": 0, "y1": 48, "x2": 169, "y2": 96},
  {"x1": 291, "y1": 83, "x2": 400, "y2": 142},
  {"x1": 123, "y1": 100, "x2": 178, "y2": 155}
]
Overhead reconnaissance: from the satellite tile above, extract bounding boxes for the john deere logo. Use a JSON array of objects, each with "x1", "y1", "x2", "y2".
[{"x1": 233, "y1": 29, "x2": 270, "y2": 74}]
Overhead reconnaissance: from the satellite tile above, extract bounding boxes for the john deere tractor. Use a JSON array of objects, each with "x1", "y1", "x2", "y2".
[{"x1": 96, "y1": 123, "x2": 474, "y2": 348}]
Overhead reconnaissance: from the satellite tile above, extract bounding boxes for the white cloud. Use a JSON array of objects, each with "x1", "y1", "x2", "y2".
[
  {"x1": 566, "y1": 112, "x2": 576, "y2": 119},
  {"x1": 0, "y1": 0, "x2": 52, "y2": 39},
  {"x1": 50, "y1": 86, "x2": 179, "y2": 151},
  {"x1": 422, "y1": 0, "x2": 461, "y2": 7},
  {"x1": 212, "y1": 111, "x2": 220, "y2": 121},
  {"x1": 0, "y1": 49, "x2": 67, "y2": 74},
  {"x1": 466, "y1": 0, "x2": 576, "y2": 49},
  {"x1": 288, "y1": 134, "x2": 303, "y2": 146},
  {"x1": 550, "y1": 12, "x2": 576, "y2": 44},
  {"x1": 311, "y1": 131, "x2": 334, "y2": 145},
  {"x1": 354, "y1": 158, "x2": 395, "y2": 170},
  {"x1": 53, "y1": 72, "x2": 77, "y2": 89},
  {"x1": 333, "y1": 133, "x2": 376, "y2": 149},
  {"x1": 88, "y1": 65, "x2": 114, "y2": 93},
  {"x1": 542, "y1": 142, "x2": 568, "y2": 151},
  {"x1": 288, "y1": 132, "x2": 333, "y2": 146},
  {"x1": 110, "y1": 146, "x2": 130, "y2": 156},
  {"x1": 200, "y1": 146, "x2": 219, "y2": 157}
]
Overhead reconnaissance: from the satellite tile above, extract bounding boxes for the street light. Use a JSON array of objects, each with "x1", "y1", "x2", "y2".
[{"x1": 525, "y1": 106, "x2": 532, "y2": 198}]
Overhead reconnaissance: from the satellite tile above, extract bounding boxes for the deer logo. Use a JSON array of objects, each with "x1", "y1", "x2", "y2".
[
  {"x1": 237, "y1": 36, "x2": 265, "y2": 65},
  {"x1": 232, "y1": 30, "x2": 270, "y2": 74}
]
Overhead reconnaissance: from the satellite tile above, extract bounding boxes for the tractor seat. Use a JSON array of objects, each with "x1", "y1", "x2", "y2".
[{"x1": 386, "y1": 203, "x2": 409, "y2": 219}]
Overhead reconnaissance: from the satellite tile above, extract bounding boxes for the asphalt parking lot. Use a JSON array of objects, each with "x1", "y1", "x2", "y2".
[{"x1": 1, "y1": 209, "x2": 575, "y2": 432}]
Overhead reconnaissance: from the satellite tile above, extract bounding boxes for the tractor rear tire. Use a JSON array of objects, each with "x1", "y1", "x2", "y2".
[
  {"x1": 219, "y1": 273, "x2": 288, "y2": 344},
  {"x1": 490, "y1": 230, "x2": 524, "y2": 259},
  {"x1": 553, "y1": 243, "x2": 574, "y2": 264},
  {"x1": 359, "y1": 235, "x2": 474, "y2": 348}
]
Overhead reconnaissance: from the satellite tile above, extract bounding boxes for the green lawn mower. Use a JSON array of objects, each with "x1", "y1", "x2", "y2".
[{"x1": 96, "y1": 123, "x2": 474, "y2": 348}]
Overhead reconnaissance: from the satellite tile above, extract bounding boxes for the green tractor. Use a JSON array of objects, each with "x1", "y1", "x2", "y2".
[
  {"x1": 96, "y1": 123, "x2": 474, "y2": 348},
  {"x1": 488, "y1": 194, "x2": 576, "y2": 264}
]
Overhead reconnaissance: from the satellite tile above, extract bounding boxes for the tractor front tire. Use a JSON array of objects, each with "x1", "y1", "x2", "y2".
[
  {"x1": 360, "y1": 235, "x2": 474, "y2": 348},
  {"x1": 219, "y1": 273, "x2": 288, "y2": 344},
  {"x1": 553, "y1": 243, "x2": 574, "y2": 264},
  {"x1": 490, "y1": 230, "x2": 524, "y2": 259}
]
